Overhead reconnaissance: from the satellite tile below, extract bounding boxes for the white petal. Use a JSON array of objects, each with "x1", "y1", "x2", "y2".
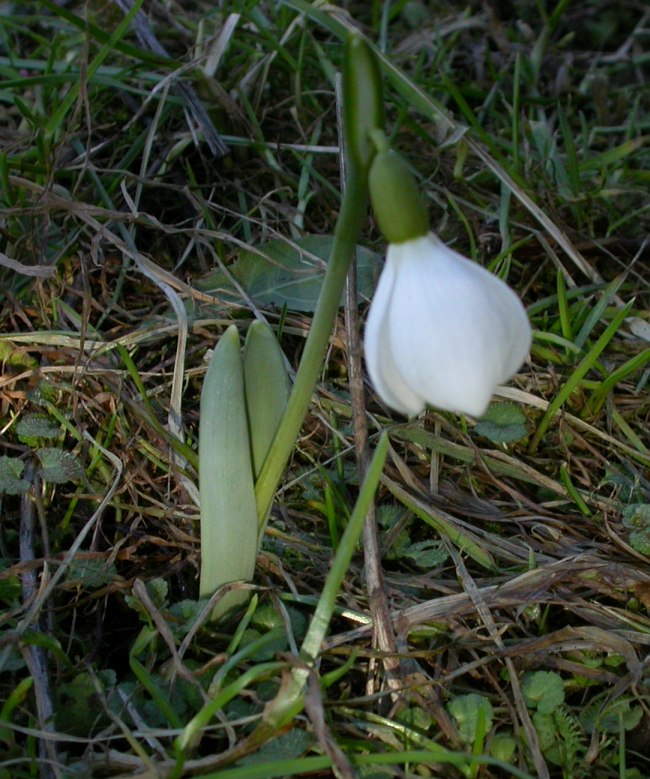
[
  {"x1": 365, "y1": 234, "x2": 531, "y2": 417},
  {"x1": 364, "y1": 255, "x2": 425, "y2": 415}
]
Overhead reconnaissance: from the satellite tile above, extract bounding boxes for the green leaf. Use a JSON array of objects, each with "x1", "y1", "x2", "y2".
[
  {"x1": 0, "y1": 645, "x2": 25, "y2": 673},
  {"x1": 65, "y1": 559, "x2": 118, "y2": 589},
  {"x1": 251, "y1": 603, "x2": 285, "y2": 631},
  {"x1": 401, "y1": 539, "x2": 448, "y2": 568},
  {"x1": 243, "y1": 321, "x2": 290, "y2": 479},
  {"x1": 447, "y1": 693, "x2": 494, "y2": 744},
  {"x1": 15, "y1": 413, "x2": 60, "y2": 442},
  {"x1": 522, "y1": 671, "x2": 565, "y2": 713},
  {"x1": 125, "y1": 578, "x2": 169, "y2": 623},
  {"x1": 239, "y1": 628, "x2": 288, "y2": 662},
  {"x1": 37, "y1": 448, "x2": 84, "y2": 483},
  {"x1": 239, "y1": 728, "x2": 312, "y2": 765},
  {"x1": 199, "y1": 325, "x2": 258, "y2": 619},
  {"x1": 0, "y1": 559, "x2": 21, "y2": 605},
  {"x1": 622, "y1": 504, "x2": 650, "y2": 556},
  {"x1": 121, "y1": 674, "x2": 203, "y2": 729},
  {"x1": 628, "y1": 531, "x2": 650, "y2": 556},
  {"x1": 0, "y1": 456, "x2": 30, "y2": 495},
  {"x1": 55, "y1": 670, "x2": 117, "y2": 736},
  {"x1": 490, "y1": 733, "x2": 517, "y2": 762},
  {"x1": 147, "y1": 577, "x2": 169, "y2": 608},
  {"x1": 0, "y1": 341, "x2": 38, "y2": 370},
  {"x1": 601, "y1": 699, "x2": 644, "y2": 732},
  {"x1": 622, "y1": 503, "x2": 650, "y2": 530},
  {"x1": 167, "y1": 599, "x2": 210, "y2": 638},
  {"x1": 197, "y1": 235, "x2": 381, "y2": 312},
  {"x1": 251, "y1": 604, "x2": 307, "y2": 641},
  {"x1": 532, "y1": 710, "x2": 558, "y2": 753},
  {"x1": 475, "y1": 402, "x2": 528, "y2": 443},
  {"x1": 396, "y1": 705, "x2": 435, "y2": 734}
]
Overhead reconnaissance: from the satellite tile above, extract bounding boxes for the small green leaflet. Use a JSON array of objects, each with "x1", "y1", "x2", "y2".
[
  {"x1": 37, "y1": 448, "x2": 84, "y2": 483},
  {"x1": 522, "y1": 670, "x2": 565, "y2": 714},
  {"x1": 65, "y1": 559, "x2": 119, "y2": 589},
  {"x1": 0, "y1": 456, "x2": 30, "y2": 494},
  {"x1": 475, "y1": 402, "x2": 528, "y2": 443},
  {"x1": 16, "y1": 413, "x2": 60, "y2": 442},
  {"x1": 447, "y1": 693, "x2": 494, "y2": 744},
  {"x1": 621, "y1": 503, "x2": 650, "y2": 556}
]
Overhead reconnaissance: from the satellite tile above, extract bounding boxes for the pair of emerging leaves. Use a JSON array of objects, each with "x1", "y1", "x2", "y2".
[{"x1": 199, "y1": 322, "x2": 288, "y2": 620}]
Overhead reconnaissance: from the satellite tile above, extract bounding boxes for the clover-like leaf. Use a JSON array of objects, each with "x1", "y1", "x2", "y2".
[
  {"x1": 65, "y1": 559, "x2": 118, "y2": 589},
  {"x1": 532, "y1": 710, "x2": 558, "y2": 753},
  {"x1": 36, "y1": 448, "x2": 83, "y2": 484},
  {"x1": 447, "y1": 693, "x2": 494, "y2": 744},
  {"x1": 475, "y1": 402, "x2": 528, "y2": 443},
  {"x1": 522, "y1": 670, "x2": 565, "y2": 713},
  {"x1": 628, "y1": 531, "x2": 650, "y2": 556},
  {"x1": 619, "y1": 505, "x2": 650, "y2": 555},
  {"x1": 239, "y1": 728, "x2": 312, "y2": 765},
  {"x1": 55, "y1": 669, "x2": 117, "y2": 736},
  {"x1": 16, "y1": 413, "x2": 60, "y2": 442},
  {"x1": 622, "y1": 504, "x2": 650, "y2": 530},
  {"x1": 0, "y1": 456, "x2": 30, "y2": 495},
  {"x1": 490, "y1": 733, "x2": 517, "y2": 762},
  {"x1": 581, "y1": 694, "x2": 643, "y2": 734}
]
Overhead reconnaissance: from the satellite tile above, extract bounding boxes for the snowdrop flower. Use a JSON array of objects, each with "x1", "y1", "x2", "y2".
[
  {"x1": 364, "y1": 233, "x2": 531, "y2": 417},
  {"x1": 364, "y1": 149, "x2": 531, "y2": 418}
]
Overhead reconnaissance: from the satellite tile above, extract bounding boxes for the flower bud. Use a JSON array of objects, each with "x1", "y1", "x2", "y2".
[{"x1": 368, "y1": 149, "x2": 429, "y2": 244}]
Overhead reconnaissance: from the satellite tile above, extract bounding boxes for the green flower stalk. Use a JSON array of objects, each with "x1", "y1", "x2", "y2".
[
  {"x1": 253, "y1": 34, "x2": 385, "y2": 529},
  {"x1": 342, "y1": 36, "x2": 385, "y2": 174}
]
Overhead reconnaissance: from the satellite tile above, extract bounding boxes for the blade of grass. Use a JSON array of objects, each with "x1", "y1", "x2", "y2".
[
  {"x1": 192, "y1": 749, "x2": 536, "y2": 779},
  {"x1": 130, "y1": 631, "x2": 183, "y2": 729},
  {"x1": 556, "y1": 270, "x2": 573, "y2": 346},
  {"x1": 383, "y1": 475, "x2": 496, "y2": 571},
  {"x1": 45, "y1": 0, "x2": 146, "y2": 139},
  {"x1": 298, "y1": 431, "x2": 388, "y2": 665},
  {"x1": 559, "y1": 463, "x2": 593, "y2": 517},
  {"x1": 38, "y1": 0, "x2": 169, "y2": 66},
  {"x1": 530, "y1": 299, "x2": 635, "y2": 452},
  {"x1": 173, "y1": 661, "x2": 285, "y2": 756},
  {"x1": 281, "y1": 0, "x2": 603, "y2": 284},
  {"x1": 611, "y1": 408, "x2": 648, "y2": 454},
  {"x1": 587, "y1": 348, "x2": 650, "y2": 415},
  {"x1": 218, "y1": 432, "x2": 389, "y2": 757},
  {"x1": 574, "y1": 275, "x2": 626, "y2": 350},
  {"x1": 557, "y1": 104, "x2": 581, "y2": 198}
]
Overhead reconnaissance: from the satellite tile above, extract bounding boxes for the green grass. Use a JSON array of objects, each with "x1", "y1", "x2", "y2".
[{"x1": 1, "y1": 1, "x2": 649, "y2": 777}]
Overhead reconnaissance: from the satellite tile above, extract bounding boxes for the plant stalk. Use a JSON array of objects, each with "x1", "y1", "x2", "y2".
[{"x1": 254, "y1": 168, "x2": 368, "y2": 530}]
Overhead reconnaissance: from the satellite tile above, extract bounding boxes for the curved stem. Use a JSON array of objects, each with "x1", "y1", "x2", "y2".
[{"x1": 255, "y1": 168, "x2": 368, "y2": 530}]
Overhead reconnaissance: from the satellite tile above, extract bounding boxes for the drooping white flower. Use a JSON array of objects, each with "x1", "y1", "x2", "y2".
[{"x1": 364, "y1": 233, "x2": 532, "y2": 417}]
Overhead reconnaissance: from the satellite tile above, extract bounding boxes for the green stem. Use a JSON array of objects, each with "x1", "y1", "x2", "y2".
[
  {"x1": 255, "y1": 168, "x2": 368, "y2": 529},
  {"x1": 256, "y1": 432, "x2": 389, "y2": 734}
]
